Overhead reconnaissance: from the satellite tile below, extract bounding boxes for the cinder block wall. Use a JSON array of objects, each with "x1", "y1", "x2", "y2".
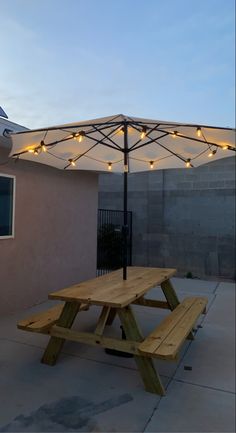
[{"x1": 99, "y1": 156, "x2": 235, "y2": 279}]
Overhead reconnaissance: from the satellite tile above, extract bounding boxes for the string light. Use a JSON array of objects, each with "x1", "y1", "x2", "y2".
[
  {"x1": 73, "y1": 131, "x2": 85, "y2": 142},
  {"x1": 28, "y1": 148, "x2": 34, "y2": 153},
  {"x1": 140, "y1": 126, "x2": 147, "y2": 140},
  {"x1": 208, "y1": 148, "x2": 217, "y2": 157},
  {"x1": 186, "y1": 159, "x2": 191, "y2": 168},
  {"x1": 40, "y1": 141, "x2": 47, "y2": 152},
  {"x1": 196, "y1": 127, "x2": 202, "y2": 137},
  {"x1": 108, "y1": 162, "x2": 112, "y2": 171},
  {"x1": 68, "y1": 158, "x2": 76, "y2": 166},
  {"x1": 222, "y1": 144, "x2": 228, "y2": 150},
  {"x1": 33, "y1": 149, "x2": 39, "y2": 155},
  {"x1": 78, "y1": 131, "x2": 85, "y2": 142},
  {"x1": 149, "y1": 161, "x2": 154, "y2": 169},
  {"x1": 172, "y1": 131, "x2": 178, "y2": 138},
  {"x1": 118, "y1": 126, "x2": 125, "y2": 135}
]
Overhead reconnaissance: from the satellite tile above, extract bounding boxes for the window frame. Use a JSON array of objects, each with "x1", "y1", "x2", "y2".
[{"x1": 0, "y1": 173, "x2": 16, "y2": 239}]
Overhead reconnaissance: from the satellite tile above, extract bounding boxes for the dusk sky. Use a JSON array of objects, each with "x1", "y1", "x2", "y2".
[{"x1": 0, "y1": 0, "x2": 235, "y2": 129}]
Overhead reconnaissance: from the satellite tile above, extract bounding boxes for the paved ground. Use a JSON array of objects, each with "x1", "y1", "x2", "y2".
[{"x1": 0, "y1": 278, "x2": 235, "y2": 432}]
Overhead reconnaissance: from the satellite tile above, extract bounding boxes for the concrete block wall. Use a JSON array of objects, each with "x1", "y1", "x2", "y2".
[{"x1": 99, "y1": 156, "x2": 235, "y2": 280}]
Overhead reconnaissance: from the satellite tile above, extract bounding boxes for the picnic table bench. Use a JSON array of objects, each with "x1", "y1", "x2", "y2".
[{"x1": 17, "y1": 267, "x2": 207, "y2": 395}]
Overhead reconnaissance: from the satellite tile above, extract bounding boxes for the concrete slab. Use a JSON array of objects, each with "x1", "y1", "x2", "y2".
[
  {"x1": 144, "y1": 380, "x2": 235, "y2": 433},
  {"x1": 174, "y1": 323, "x2": 235, "y2": 393},
  {"x1": 171, "y1": 277, "x2": 218, "y2": 293},
  {"x1": 0, "y1": 340, "x2": 169, "y2": 432},
  {"x1": 204, "y1": 291, "x2": 235, "y2": 328},
  {"x1": 216, "y1": 281, "x2": 236, "y2": 294}
]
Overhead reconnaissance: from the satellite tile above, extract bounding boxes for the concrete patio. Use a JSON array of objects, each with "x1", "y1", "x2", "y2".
[{"x1": 0, "y1": 277, "x2": 235, "y2": 432}]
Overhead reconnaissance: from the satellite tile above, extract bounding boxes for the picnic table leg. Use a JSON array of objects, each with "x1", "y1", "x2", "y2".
[
  {"x1": 105, "y1": 308, "x2": 117, "y2": 325},
  {"x1": 41, "y1": 301, "x2": 80, "y2": 366},
  {"x1": 117, "y1": 306, "x2": 165, "y2": 395},
  {"x1": 161, "y1": 279, "x2": 194, "y2": 340}
]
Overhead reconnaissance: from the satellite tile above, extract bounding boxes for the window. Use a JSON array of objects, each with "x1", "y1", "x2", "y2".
[{"x1": 0, "y1": 174, "x2": 15, "y2": 238}]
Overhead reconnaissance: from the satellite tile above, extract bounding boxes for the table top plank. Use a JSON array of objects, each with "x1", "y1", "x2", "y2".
[{"x1": 49, "y1": 267, "x2": 176, "y2": 308}]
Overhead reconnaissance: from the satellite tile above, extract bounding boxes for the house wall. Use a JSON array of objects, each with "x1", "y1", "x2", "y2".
[
  {"x1": 99, "y1": 156, "x2": 235, "y2": 280},
  {"x1": 0, "y1": 146, "x2": 98, "y2": 315}
]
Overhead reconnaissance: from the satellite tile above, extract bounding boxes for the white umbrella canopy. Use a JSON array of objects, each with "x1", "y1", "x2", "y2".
[
  {"x1": 10, "y1": 114, "x2": 235, "y2": 172},
  {"x1": 9, "y1": 113, "x2": 236, "y2": 279}
]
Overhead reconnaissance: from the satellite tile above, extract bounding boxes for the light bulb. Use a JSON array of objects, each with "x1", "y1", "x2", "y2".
[
  {"x1": 140, "y1": 126, "x2": 147, "y2": 140},
  {"x1": 222, "y1": 144, "x2": 228, "y2": 150},
  {"x1": 28, "y1": 149, "x2": 34, "y2": 153},
  {"x1": 208, "y1": 149, "x2": 217, "y2": 157},
  {"x1": 172, "y1": 131, "x2": 178, "y2": 138},
  {"x1": 78, "y1": 131, "x2": 85, "y2": 142},
  {"x1": 196, "y1": 127, "x2": 202, "y2": 137},
  {"x1": 149, "y1": 161, "x2": 154, "y2": 169},
  {"x1": 118, "y1": 127, "x2": 124, "y2": 135},
  {"x1": 68, "y1": 159, "x2": 76, "y2": 166},
  {"x1": 108, "y1": 162, "x2": 112, "y2": 171},
  {"x1": 41, "y1": 141, "x2": 47, "y2": 152},
  {"x1": 33, "y1": 149, "x2": 39, "y2": 155},
  {"x1": 186, "y1": 159, "x2": 191, "y2": 168}
]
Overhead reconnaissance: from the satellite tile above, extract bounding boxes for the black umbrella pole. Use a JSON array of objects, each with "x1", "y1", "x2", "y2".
[
  {"x1": 123, "y1": 169, "x2": 128, "y2": 280},
  {"x1": 123, "y1": 122, "x2": 128, "y2": 280}
]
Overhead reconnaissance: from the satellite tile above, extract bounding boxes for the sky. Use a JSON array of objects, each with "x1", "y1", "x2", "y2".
[{"x1": 0, "y1": 0, "x2": 235, "y2": 129}]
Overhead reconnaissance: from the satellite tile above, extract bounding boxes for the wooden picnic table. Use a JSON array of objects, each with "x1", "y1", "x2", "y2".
[{"x1": 18, "y1": 267, "x2": 207, "y2": 395}]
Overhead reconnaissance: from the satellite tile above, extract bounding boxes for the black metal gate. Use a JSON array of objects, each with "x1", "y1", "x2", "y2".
[{"x1": 97, "y1": 209, "x2": 132, "y2": 276}]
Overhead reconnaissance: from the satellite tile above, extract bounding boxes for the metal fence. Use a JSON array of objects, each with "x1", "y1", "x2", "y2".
[{"x1": 97, "y1": 209, "x2": 132, "y2": 276}]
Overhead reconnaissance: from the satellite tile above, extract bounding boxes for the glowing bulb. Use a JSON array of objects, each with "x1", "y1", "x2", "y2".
[
  {"x1": 33, "y1": 149, "x2": 39, "y2": 155},
  {"x1": 196, "y1": 127, "x2": 202, "y2": 137},
  {"x1": 78, "y1": 131, "x2": 85, "y2": 142},
  {"x1": 222, "y1": 144, "x2": 228, "y2": 150},
  {"x1": 73, "y1": 131, "x2": 85, "y2": 142},
  {"x1": 186, "y1": 159, "x2": 191, "y2": 168},
  {"x1": 140, "y1": 126, "x2": 147, "y2": 140},
  {"x1": 149, "y1": 161, "x2": 154, "y2": 169},
  {"x1": 172, "y1": 131, "x2": 178, "y2": 138},
  {"x1": 68, "y1": 159, "x2": 76, "y2": 166},
  {"x1": 28, "y1": 149, "x2": 34, "y2": 153},
  {"x1": 40, "y1": 141, "x2": 47, "y2": 152},
  {"x1": 72, "y1": 132, "x2": 79, "y2": 140},
  {"x1": 118, "y1": 127, "x2": 124, "y2": 135},
  {"x1": 208, "y1": 149, "x2": 217, "y2": 157},
  {"x1": 108, "y1": 162, "x2": 112, "y2": 171}
]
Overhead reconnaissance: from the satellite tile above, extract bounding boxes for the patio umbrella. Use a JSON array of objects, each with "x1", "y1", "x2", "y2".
[{"x1": 9, "y1": 114, "x2": 236, "y2": 280}]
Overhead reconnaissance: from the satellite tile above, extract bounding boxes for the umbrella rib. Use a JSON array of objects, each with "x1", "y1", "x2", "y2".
[
  {"x1": 144, "y1": 133, "x2": 189, "y2": 165},
  {"x1": 121, "y1": 119, "x2": 235, "y2": 131},
  {"x1": 155, "y1": 128, "x2": 236, "y2": 151},
  {"x1": 128, "y1": 123, "x2": 161, "y2": 151},
  {"x1": 83, "y1": 134, "x2": 123, "y2": 152},
  {"x1": 128, "y1": 120, "x2": 235, "y2": 151},
  {"x1": 12, "y1": 118, "x2": 125, "y2": 135},
  {"x1": 91, "y1": 124, "x2": 123, "y2": 150},
  {"x1": 63, "y1": 124, "x2": 123, "y2": 169},
  {"x1": 59, "y1": 119, "x2": 123, "y2": 138}
]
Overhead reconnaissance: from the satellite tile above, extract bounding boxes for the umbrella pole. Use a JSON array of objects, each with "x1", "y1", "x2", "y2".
[{"x1": 123, "y1": 122, "x2": 128, "y2": 280}]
